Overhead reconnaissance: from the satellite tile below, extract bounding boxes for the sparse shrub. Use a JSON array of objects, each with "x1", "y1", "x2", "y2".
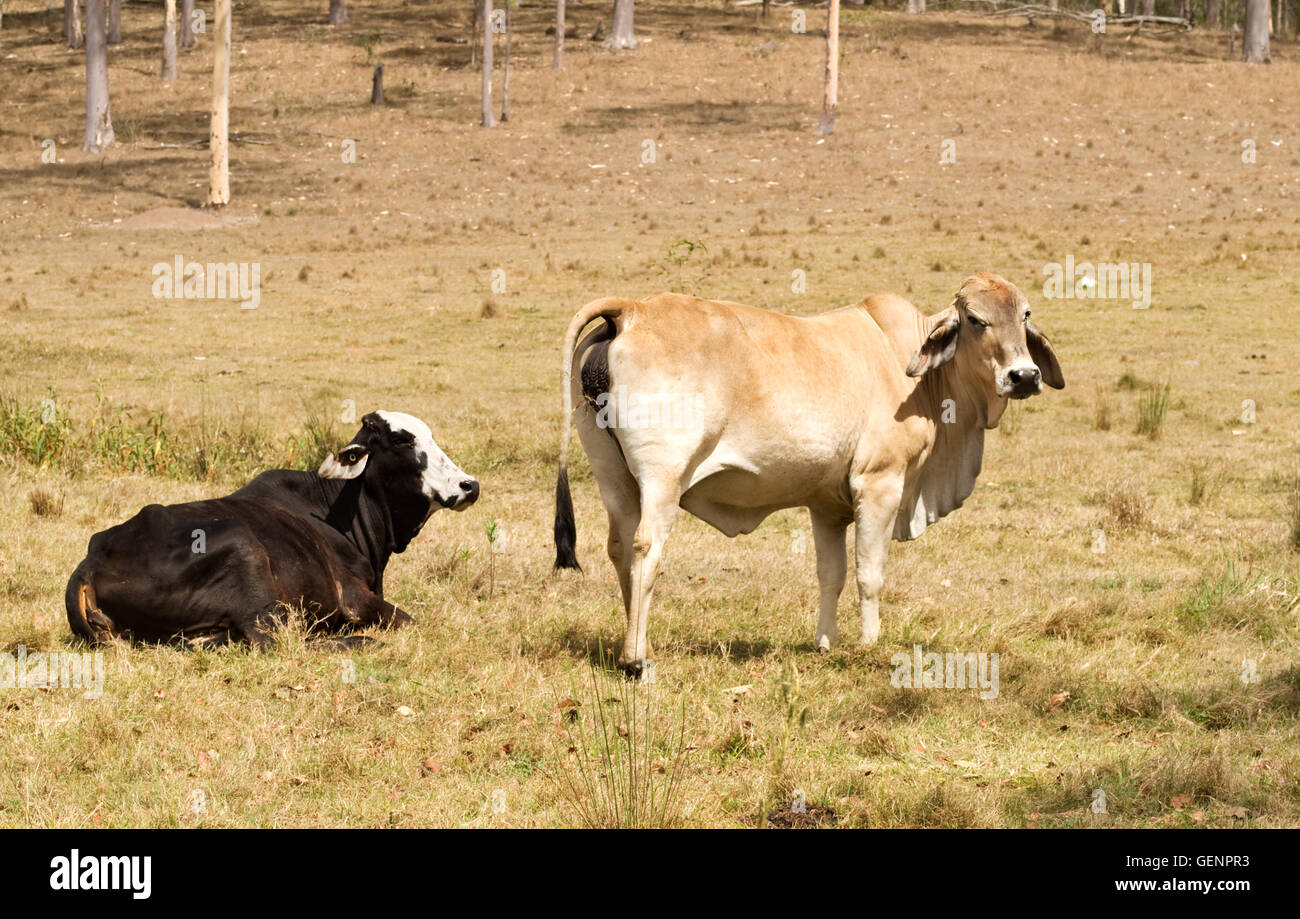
[
  {"x1": 550, "y1": 649, "x2": 692, "y2": 829},
  {"x1": 479, "y1": 297, "x2": 499, "y2": 319},
  {"x1": 657, "y1": 238, "x2": 711, "y2": 294},
  {"x1": 1136, "y1": 381, "x2": 1170, "y2": 439},
  {"x1": 758, "y1": 660, "x2": 808, "y2": 828}
]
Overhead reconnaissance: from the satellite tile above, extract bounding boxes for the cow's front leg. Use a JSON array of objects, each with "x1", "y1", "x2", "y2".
[
  {"x1": 810, "y1": 512, "x2": 848, "y2": 651},
  {"x1": 377, "y1": 602, "x2": 414, "y2": 628},
  {"x1": 358, "y1": 592, "x2": 414, "y2": 629},
  {"x1": 851, "y1": 476, "x2": 903, "y2": 646}
]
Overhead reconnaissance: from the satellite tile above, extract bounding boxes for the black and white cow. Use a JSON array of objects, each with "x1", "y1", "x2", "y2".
[{"x1": 65, "y1": 411, "x2": 479, "y2": 646}]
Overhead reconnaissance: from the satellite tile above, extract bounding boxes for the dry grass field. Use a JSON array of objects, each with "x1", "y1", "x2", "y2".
[{"x1": 1, "y1": 0, "x2": 1298, "y2": 828}]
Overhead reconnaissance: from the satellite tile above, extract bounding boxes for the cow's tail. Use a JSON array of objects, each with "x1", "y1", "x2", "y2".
[
  {"x1": 65, "y1": 560, "x2": 114, "y2": 645},
  {"x1": 555, "y1": 298, "x2": 628, "y2": 571}
]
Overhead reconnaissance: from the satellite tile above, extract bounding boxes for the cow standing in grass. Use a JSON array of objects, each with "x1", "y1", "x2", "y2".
[
  {"x1": 554, "y1": 273, "x2": 1064, "y2": 674},
  {"x1": 67, "y1": 411, "x2": 479, "y2": 646}
]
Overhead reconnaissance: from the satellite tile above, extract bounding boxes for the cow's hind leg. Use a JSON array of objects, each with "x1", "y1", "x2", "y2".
[
  {"x1": 576, "y1": 405, "x2": 645, "y2": 666},
  {"x1": 620, "y1": 480, "x2": 679, "y2": 675},
  {"x1": 810, "y1": 512, "x2": 849, "y2": 652},
  {"x1": 602, "y1": 481, "x2": 640, "y2": 651}
]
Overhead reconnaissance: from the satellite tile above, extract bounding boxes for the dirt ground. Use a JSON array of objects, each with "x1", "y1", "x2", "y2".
[{"x1": 0, "y1": 1, "x2": 1298, "y2": 827}]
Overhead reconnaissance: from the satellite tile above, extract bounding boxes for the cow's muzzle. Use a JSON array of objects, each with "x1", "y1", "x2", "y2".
[
  {"x1": 1003, "y1": 365, "x2": 1042, "y2": 400},
  {"x1": 442, "y1": 479, "x2": 480, "y2": 511}
]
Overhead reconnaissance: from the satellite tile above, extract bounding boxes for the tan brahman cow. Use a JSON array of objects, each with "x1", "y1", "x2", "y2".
[{"x1": 553, "y1": 273, "x2": 1064, "y2": 674}]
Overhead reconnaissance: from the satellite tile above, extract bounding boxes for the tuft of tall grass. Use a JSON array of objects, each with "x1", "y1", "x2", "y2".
[
  {"x1": 28, "y1": 487, "x2": 63, "y2": 517},
  {"x1": 1188, "y1": 459, "x2": 1223, "y2": 507},
  {"x1": 551, "y1": 648, "x2": 693, "y2": 829},
  {"x1": 1093, "y1": 383, "x2": 1113, "y2": 431},
  {"x1": 1135, "y1": 380, "x2": 1170, "y2": 439},
  {"x1": 0, "y1": 392, "x2": 72, "y2": 468},
  {"x1": 1105, "y1": 478, "x2": 1149, "y2": 530},
  {"x1": 1175, "y1": 563, "x2": 1300, "y2": 637},
  {"x1": 296, "y1": 400, "x2": 346, "y2": 471}
]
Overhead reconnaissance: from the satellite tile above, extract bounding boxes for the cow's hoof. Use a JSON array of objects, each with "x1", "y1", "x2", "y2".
[
  {"x1": 816, "y1": 634, "x2": 834, "y2": 652},
  {"x1": 617, "y1": 658, "x2": 648, "y2": 678}
]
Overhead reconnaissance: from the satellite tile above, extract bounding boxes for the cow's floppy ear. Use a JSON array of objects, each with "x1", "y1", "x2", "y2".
[
  {"x1": 318, "y1": 443, "x2": 370, "y2": 479},
  {"x1": 906, "y1": 306, "x2": 961, "y2": 378},
  {"x1": 1026, "y1": 320, "x2": 1065, "y2": 389}
]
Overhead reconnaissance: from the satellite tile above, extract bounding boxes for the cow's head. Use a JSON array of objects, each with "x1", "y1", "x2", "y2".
[
  {"x1": 905, "y1": 273, "x2": 1064, "y2": 416},
  {"x1": 318, "y1": 411, "x2": 479, "y2": 546}
]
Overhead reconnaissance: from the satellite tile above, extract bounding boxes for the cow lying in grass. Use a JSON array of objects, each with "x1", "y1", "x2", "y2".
[{"x1": 66, "y1": 411, "x2": 479, "y2": 647}]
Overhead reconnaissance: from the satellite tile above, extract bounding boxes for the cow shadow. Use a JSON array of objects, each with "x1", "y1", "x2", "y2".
[{"x1": 541, "y1": 623, "x2": 783, "y2": 669}]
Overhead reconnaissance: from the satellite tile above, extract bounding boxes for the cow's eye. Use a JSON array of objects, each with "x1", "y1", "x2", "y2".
[{"x1": 967, "y1": 315, "x2": 987, "y2": 328}]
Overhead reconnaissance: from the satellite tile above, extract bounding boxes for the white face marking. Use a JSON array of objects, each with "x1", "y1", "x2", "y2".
[{"x1": 375, "y1": 410, "x2": 477, "y2": 510}]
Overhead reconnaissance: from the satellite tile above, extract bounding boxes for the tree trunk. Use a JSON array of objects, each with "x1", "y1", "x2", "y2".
[
  {"x1": 207, "y1": 0, "x2": 231, "y2": 205},
  {"x1": 554, "y1": 0, "x2": 564, "y2": 70},
  {"x1": 107, "y1": 0, "x2": 120, "y2": 44},
  {"x1": 907, "y1": 0, "x2": 925, "y2": 12},
  {"x1": 371, "y1": 63, "x2": 384, "y2": 104},
  {"x1": 604, "y1": 0, "x2": 636, "y2": 50},
  {"x1": 471, "y1": 1, "x2": 479, "y2": 69},
  {"x1": 162, "y1": 0, "x2": 177, "y2": 79},
  {"x1": 329, "y1": 0, "x2": 346, "y2": 26},
  {"x1": 481, "y1": 0, "x2": 495, "y2": 126},
  {"x1": 1205, "y1": 0, "x2": 1219, "y2": 28},
  {"x1": 1141, "y1": 0, "x2": 1154, "y2": 16},
  {"x1": 83, "y1": 0, "x2": 113, "y2": 152},
  {"x1": 1242, "y1": 0, "x2": 1270, "y2": 61},
  {"x1": 1049, "y1": 0, "x2": 1058, "y2": 10},
  {"x1": 501, "y1": 0, "x2": 511, "y2": 122},
  {"x1": 816, "y1": 0, "x2": 839, "y2": 136},
  {"x1": 180, "y1": 0, "x2": 195, "y2": 47},
  {"x1": 66, "y1": 0, "x2": 84, "y2": 49}
]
